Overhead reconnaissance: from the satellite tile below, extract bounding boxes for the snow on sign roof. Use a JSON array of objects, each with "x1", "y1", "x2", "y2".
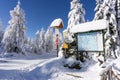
[
  {"x1": 50, "y1": 18, "x2": 64, "y2": 28},
  {"x1": 70, "y1": 19, "x2": 109, "y2": 33}
]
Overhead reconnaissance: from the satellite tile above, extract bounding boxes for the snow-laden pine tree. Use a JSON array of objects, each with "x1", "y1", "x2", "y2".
[
  {"x1": 2, "y1": 0, "x2": 26, "y2": 53},
  {"x1": 93, "y1": 0, "x2": 120, "y2": 61},
  {"x1": 67, "y1": 0, "x2": 85, "y2": 30},
  {"x1": 35, "y1": 28, "x2": 45, "y2": 54},
  {"x1": 35, "y1": 30, "x2": 40, "y2": 53},
  {"x1": 103, "y1": 0, "x2": 120, "y2": 58},
  {"x1": 39, "y1": 28, "x2": 45, "y2": 52},
  {"x1": 116, "y1": 0, "x2": 120, "y2": 47},
  {"x1": 94, "y1": 0, "x2": 103, "y2": 20},
  {"x1": 45, "y1": 28, "x2": 53, "y2": 53},
  {"x1": 25, "y1": 38, "x2": 37, "y2": 53},
  {"x1": 0, "y1": 21, "x2": 3, "y2": 43}
]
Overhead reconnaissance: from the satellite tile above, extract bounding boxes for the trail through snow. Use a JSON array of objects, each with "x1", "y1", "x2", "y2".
[
  {"x1": 0, "y1": 53, "x2": 101, "y2": 80},
  {"x1": 0, "y1": 53, "x2": 119, "y2": 80}
]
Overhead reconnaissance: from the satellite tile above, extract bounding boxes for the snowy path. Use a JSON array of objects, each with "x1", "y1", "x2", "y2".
[
  {"x1": 0, "y1": 59, "x2": 45, "y2": 70},
  {"x1": 0, "y1": 54, "x2": 56, "y2": 70},
  {"x1": 0, "y1": 53, "x2": 112, "y2": 80}
]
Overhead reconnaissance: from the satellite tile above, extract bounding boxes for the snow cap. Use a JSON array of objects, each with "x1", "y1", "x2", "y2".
[
  {"x1": 70, "y1": 19, "x2": 109, "y2": 33},
  {"x1": 50, "y1": 18, "x2": 64, "y2": 28},
  {"x1": 18, "y1": 0, "x2": 21, "y2": 5}
]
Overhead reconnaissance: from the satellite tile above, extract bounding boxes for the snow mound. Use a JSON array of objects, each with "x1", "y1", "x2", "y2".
[{"x1": 112, "y1": 58, "x2": 120, "y2": 76}]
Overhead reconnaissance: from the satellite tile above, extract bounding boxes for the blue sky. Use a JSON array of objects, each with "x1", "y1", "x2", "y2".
[{"x1": 0, "y1": 0, "x2": 96, "y2": 38}]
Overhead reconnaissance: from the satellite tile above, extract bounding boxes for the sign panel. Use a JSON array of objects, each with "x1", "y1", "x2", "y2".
[{"x1": 77, "y1": 31, "x2": 103, "y2": 51}]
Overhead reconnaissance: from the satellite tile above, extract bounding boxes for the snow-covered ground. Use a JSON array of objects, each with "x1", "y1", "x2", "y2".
[{"x1": 0, "y1": 53, "x2": 119, "y2": 80}]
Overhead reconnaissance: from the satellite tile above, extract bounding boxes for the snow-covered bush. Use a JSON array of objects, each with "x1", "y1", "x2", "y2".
[
  {"x1": 63, "y1": 55, "x2": 82, "y2": 69},
  {"x1": 2, "y1": 1, "x2": 26, "y2": 54},
  {"x1": 58, "y1": 47, "x2": 64, "y2": 58}
]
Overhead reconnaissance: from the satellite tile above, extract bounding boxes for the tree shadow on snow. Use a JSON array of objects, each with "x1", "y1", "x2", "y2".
[
  {"x1": 4, "y1": 53, "x2": 57, "y2": 60},
  {"x1": 0, "y1": 58, "x2": 98, "y2": 80}
]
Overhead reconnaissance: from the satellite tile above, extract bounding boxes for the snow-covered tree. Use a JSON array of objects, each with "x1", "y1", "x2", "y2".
[
  {"x1": 0, "y1": 21, "x2": 3, "y2": 43},
  {"x1": 2, "y1": 0, "x2": 26, "y2": 53},
  {"x1": 94, "y1": 0, "x2": 103, "y2": 20},
  {"x1": 35, "y1": 28, "x2": 45, "y2": 54},
  {"x1": 94, "y1": 0, "x2": 120, "y2": 61},
  {"x1": 116, "y1": 0, "x2": 120, "y2": 46},
  {"x1": 25, "y1": 38, "x2": 37, "y2": 53},
  {"x1": 39, "y1": 28, "x2": 45, "y2": 52},
  {"x1": 45, "y1": 28, "x2": 53, "y2": 53},
  {"x1": 103, "y1": 0, "x2": 120, "y2": 58},
  {"x1": 67, "y1": 0, "x2": 85, "y2": 30}
]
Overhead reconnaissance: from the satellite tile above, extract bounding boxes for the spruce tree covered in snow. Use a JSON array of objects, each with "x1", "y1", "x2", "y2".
[
  {"x1": 67, "y1": 0, "x2": 85, "y2": 30},
  {"x1": 25, "y1": 38, "x2": 37, "y2": 53},
  {"x1": 35, "y1": 28, "x2": 45, "y2": 54},
  {"x1": 94, "y1": 0, "x2": 103, "y2": 20},
  {"x1": 93, "y1": 0, "x2": 120, "y2": 61},
  {"x1": 94, "y1": 0, "x2": 120, "y2": 59},
  {"x1": 29, "y1": 39, "x2": 37, "y2": 53},
  {"x1": 45, "y1": 28, "x2": 53, "y2": 53},
  {"x1": 0, "y1": 21, "x2": 3, "y2": 44},
  {"x1": 116, "y1": 0, "x2": 120, "y2": 47},
  {"x1": 103, "y1": 0, "x2": 119, "y2": 58},
  {"x1": 35, "y1": 30, "x2": 40, "y2": 53},
  {"x1": 2, "y1": 1, "x2": 26, "y2": 53}
]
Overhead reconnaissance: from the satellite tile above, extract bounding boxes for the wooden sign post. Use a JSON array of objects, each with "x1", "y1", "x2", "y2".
[
  {"x1": 55, "y1": 28, "x2": 59, "y2": 57},
  {"x1": 50, "y1": 18, "x2": 64, "y2": 57}
]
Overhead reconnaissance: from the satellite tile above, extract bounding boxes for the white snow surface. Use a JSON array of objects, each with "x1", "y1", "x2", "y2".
[
  {"x1": 111, "y1": 58, "x2": 120, "y2": 77},
  {"x1": 0, "y1": 52, "x2": 101, "y2": 80},
  {"x1": 50, "y1": 18, "x2": 63, "y2": 27},
  {"x1": 0, "y1": 52, "x2": 120, "y2": 80},
  {"x1": 70, "y1": 19, "x2": 109, "y2": 33}
]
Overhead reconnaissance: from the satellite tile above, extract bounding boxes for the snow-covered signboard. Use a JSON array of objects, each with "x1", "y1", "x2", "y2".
[
  {"x1": 77, "y1": 31, "x2": 103, "y2": 51},
  {"x1": 70, "y1": 19, "x2": 109, "y2": 52}
]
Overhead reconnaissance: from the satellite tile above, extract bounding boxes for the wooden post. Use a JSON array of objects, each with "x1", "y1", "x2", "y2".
[
  {"x1": 55, "y1": 27, "x2": 59, "y2": 57},
  {"x1": 50, "y1": 18, "x2": 64, "y2": 57},
  {"x1": 102, "y1": 30, "x2": 106, "y2": 61},
  {"x1": 57, "y1": 44, "x2": 58, "y2": 57},
  {"x1": 56, "y1": 34, "x2": 59, "y2": 57}
]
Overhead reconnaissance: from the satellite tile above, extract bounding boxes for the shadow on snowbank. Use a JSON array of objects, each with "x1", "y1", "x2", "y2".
[
  {"x1": 0, "y1": 57, "x2": 97, "y2": 80},
  {"x1": 25, "y1": 57, "x2": 97, "y2": 80},
  {"x1": 2, "y1": 53, "x2": 57, "y2": 60}
]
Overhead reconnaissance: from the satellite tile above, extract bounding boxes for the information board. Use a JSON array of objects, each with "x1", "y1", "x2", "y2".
[{"x1": 77, "y1": 31, "x2": 103, "y2": 51}]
